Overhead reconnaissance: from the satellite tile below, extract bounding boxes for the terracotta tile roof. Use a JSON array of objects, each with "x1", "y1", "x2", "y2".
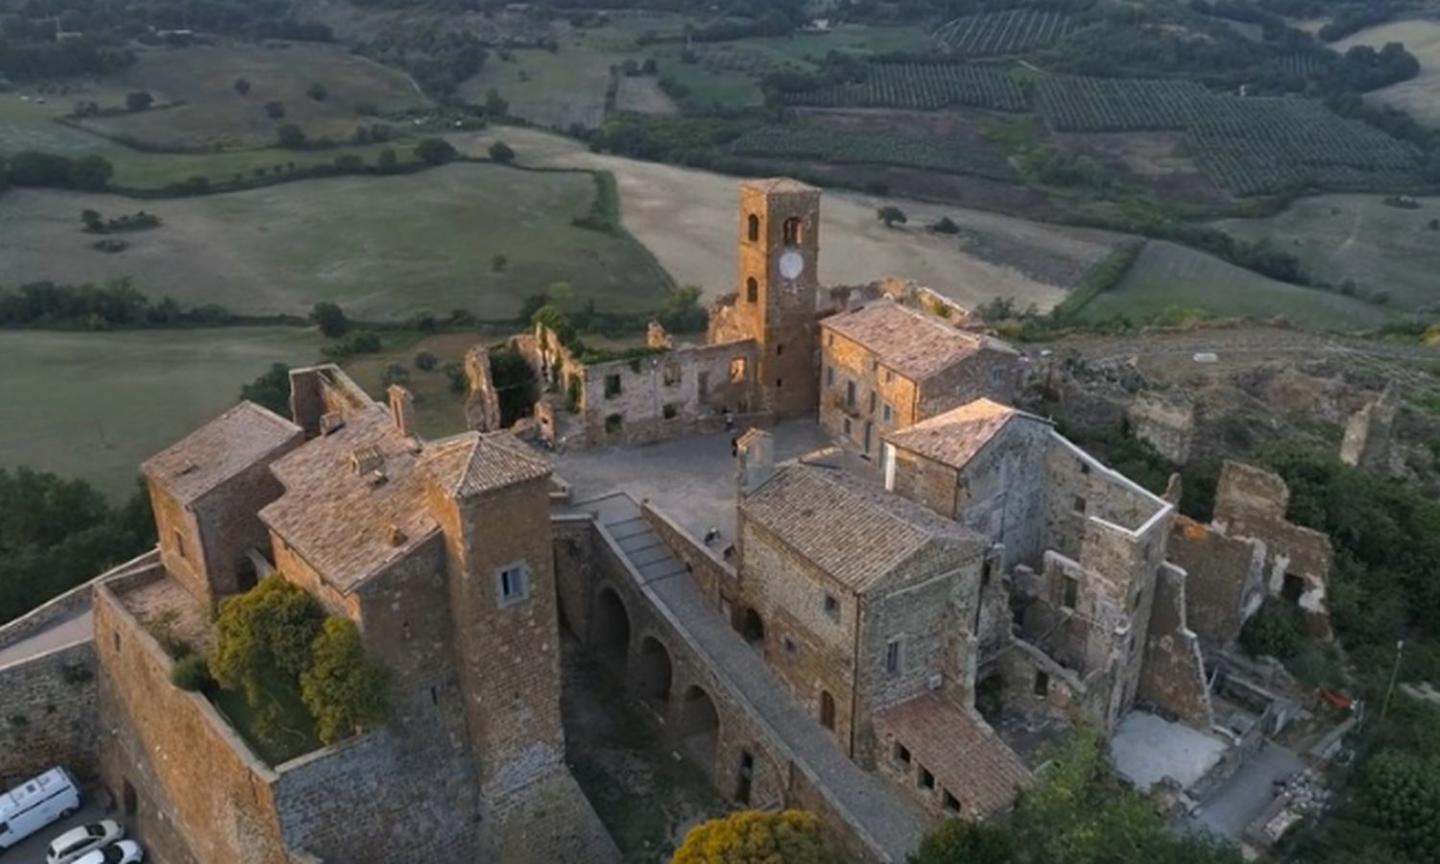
[
  {"x1": 884, "y1": 399, "x2": 1046, "y2": 469},
  {"x1": 876, "y1": 693, "x2": 1032, "y2": 819},
  {"x1": 142, "y1": 402, "x2": 301, "y2": 504},
  {"x1": 741, "y1": 458, "x2": 980, "y2": 593},
  {"x1": 821, "y1": 301, "x2": 991, "y2": 381},
  {"x1": 419, "y1": 431, "x2": 551, "y2": 499},
  {"x1": 260, "y1": 404, "x2": 440, "y2": 594}
]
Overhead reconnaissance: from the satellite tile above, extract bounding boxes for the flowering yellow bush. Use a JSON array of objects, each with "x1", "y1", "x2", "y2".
[{"x1": 673, "y1": 810, "x2": 834, "y2": 864}]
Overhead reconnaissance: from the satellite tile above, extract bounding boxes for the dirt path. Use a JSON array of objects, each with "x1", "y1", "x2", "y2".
[{"x1": 452, "y1": 127, "x2": 1123, "y2": 312}]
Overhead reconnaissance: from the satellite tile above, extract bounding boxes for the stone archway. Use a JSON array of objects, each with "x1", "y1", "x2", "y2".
[
  {"x1": 636, "y1": 636, "x2": 674, "y2": 708},
  {"x1": 594, "y1": 586, "x2": 631, "y2": 670},
  {"x1": 678, "y1": 685, "x2": 721, "y2": 775}
]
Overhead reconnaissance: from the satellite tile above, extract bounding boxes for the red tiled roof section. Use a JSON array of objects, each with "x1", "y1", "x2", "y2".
[
  {"x1": 419, "y1": 431, "x2": 551, "y2": 499},
  {"x1": 884, "y1": 398, "x2": 1047, "y2": 469},
  {"x1": 821, "y1": 301, "x2": 986, "y2": 381},
  {"x1": 877, "y1": 693, "x2": 1032, "y2": 819},
  {"x1": 142, "y1": 401, "x2": 301, "y2": 504}
]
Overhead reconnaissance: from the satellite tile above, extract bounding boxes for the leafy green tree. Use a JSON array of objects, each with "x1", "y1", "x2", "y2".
[
  {"x1": 376, "y1": 147, "x2": 399, "y2": 173},
  {"x1": 491, "y1": 253, "x2": 508, "y2": 272},
  {"x1": 306, "y1": 82, "x2": 328, "y2": 101},
  {"x1": 125, "y1": 90, "x2": 153, "y2": 112},
  {"x1": 674, "y1": 811, "x2": 834, "y2": 864},
  {"x1": 81, "y1": 209, "x2": 103, "y2": 232},
  {"x1": 415, "y1": 138, "x2": 457, "y2": 166},
  {"x1": 909, "y1": 819, "x2": 1014, "y2": 864},
  {"x1": 234, "y1": 78, "x2": 250, "y2": 96},
  {"x1": 484, "y1": 88, "x2": 508, "y2": 118},
  {"x1": 241, "y1": 363, "x2": 292, "y2": 417},
  {"x1": 1355, "y1": 750, "x2": 1440, "y2": 861},
  {"x1": 276, "y1": 123, "x2": 306, "y2": 148},
  {"x1": 931, "y1": 216, "x2": 960, "y2": 235},
  {"x1": 264, "y1": 100, "x2": 285, "y2": 120},
  {"x1": 877, "y1": 206, "x2": 908, "y2": 228},
  {"x1": 300, "y1": 618, "x2": 388, "y2": 745},
  {"x1": 310, "y1": 301, "x2": 350, "y2": 338},
  {"x1": 488, "y1": 140, "x2": 515, "y2": 163},
  {"x1": 66, "y1": 156, "x2": 113, "y2": 191},
  {"x1": 657, "y1": 284, "x2": 707, "y2": 333},
  {"x1": 414, "y1": 351, "x2": 438, "y2": 371},
  {"x1": 1239, "y1": 598, "x2": 1304, "y2": 660}
]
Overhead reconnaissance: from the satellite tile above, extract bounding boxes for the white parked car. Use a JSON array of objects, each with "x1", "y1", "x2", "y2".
[
  {"x1": 73, "y1": 840, "x2": 144, "y2": 864},
  {"x1": 48, "y1": 819, "x2": 125, "y2": 864}
]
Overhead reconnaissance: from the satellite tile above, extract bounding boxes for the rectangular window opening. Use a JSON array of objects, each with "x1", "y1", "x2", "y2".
[
  {"x1": 885, "y1": 640, "x2": 901, "y2": 675},
  {"x1": 1062, "y1": 576, "x2": 1079, "y2": 611},
  {"x1": 604, "y1": 373, "x2": 622, "y2": 399},
  {"x1": 894, "y1": 742, "x2": 911, "y2": 765},
  {"x1": 918, "y1": 766, "x2": 935, "y2": 790},
  {"x1": 499, "y1": 564, "x2": 531, "y2": 604},
  {"x1": 1034, "y1": 670, "x2": 1050, "y2": 697},
  {"x1": 943, "y1": 790, "x2": 961, "y2": 813},
  {"x1": 823, "y1": 593, "x2": 839, "y2": 620}
]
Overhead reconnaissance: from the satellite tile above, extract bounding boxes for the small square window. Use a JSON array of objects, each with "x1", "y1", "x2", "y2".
[
  {"x1": 918, "y1": 766, "x2": 935, "y2": 790},
  {"x1": 776, "y1": 343, "x2": 784, "y2": 356},
  {"x1": 894, "y1": 742, "x2": 911, "y2": 765},
  {"x1": 775, "y1": 378, "x2": 783, "y2": 389},
  {"x1": 605, "y1": 414, "x2": 623, "y2": 434},
  {"x1": 1073, "y1": 495, "x2": 1086, "y2": 514},
  {"x1": 823, "y1": 593, "x2": 839, "y2": 619},
  {"x1": 662, "y1": 403, "x2": 679, "y2": 420},
  {"x1": 499, "y1": 563, "x2": 530, "y2": 605},
  {"x1": 604, "y1": 374, "x2": 622, "y2": 399},
  {"x1": 942, "y1": 790, "x2": 961, "y2": 813},
  {"x1": 663, "y1": 364, "x2": 681, "y2": 387},
  {"x1": 783, "y1": 636, "x2": 798, "y2": 658},
  {"x1": 885, "y1": 639, "x2": 901, "y2": 675},
  {"x1": 1034, "y1": 670, "x2": 1050, "y2": 697},
  {"x1": 882, "y1": 403, "x2": 892, "y2": 422},
  {"x1": 729, "y1": 357, "x2": 747, "y2": 383}
]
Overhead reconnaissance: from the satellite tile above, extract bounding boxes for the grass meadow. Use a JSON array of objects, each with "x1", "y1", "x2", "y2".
[
  {"x1": 73, "y1": 42, "x2": 427, "y2": 150},
  {"x1": 0, "y1": 327, "x2": 323, "y2": 499},
  {"x1": 1078, "y1": 240, "x2": 1395, "y2": 330},
  {"x1": 0, "y1": 163, "x2": 673, "y2": 320},
  {"x1": 1217, "y1": 194, "x2": 1440, "y2": 313}
]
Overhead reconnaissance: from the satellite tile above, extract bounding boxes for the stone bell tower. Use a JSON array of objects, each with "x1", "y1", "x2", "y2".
[{"x1": 736, "y1": 178, "x2": 821, "y2": 417}]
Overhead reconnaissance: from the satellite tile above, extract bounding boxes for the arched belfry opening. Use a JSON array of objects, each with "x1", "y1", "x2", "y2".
[
  {"x1": 782, "y1": 217, "x2": 803, "y2": 246},
  {"x1": 747, "y1": 213, "x2": 760, "y2": 242}
]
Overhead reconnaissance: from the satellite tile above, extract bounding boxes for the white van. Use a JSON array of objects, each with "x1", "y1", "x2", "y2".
[{"x1": 0, "y1": 768, "x2": 81, "y2": 852}]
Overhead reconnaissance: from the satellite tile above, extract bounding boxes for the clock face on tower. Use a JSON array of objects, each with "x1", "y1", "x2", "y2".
[{"x1": 778, "y1": 250, "x2": 804, "y2": 281}]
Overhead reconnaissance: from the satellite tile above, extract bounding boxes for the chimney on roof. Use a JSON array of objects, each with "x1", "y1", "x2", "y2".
[
  {"x1": 389, "y1": 523, "x2": 407, "y2": 547},
  {"x1": 736, "y1": 427, "x2": 774, "y2": 496},
  {"x1": 388, "y1": 385, "x2": 416, "y2": 439}
]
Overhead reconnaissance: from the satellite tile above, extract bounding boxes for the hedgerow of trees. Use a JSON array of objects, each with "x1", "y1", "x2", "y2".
[{"x1": 0, "y1": 469, "x2": 155, "y2": 625}]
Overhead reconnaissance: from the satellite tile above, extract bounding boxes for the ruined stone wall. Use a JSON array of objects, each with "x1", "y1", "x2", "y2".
[
  {"x1": 464, "y1": 344, "x2": 503, "y2": 433},
  {"x1": 0, "y1": 641, "x2": 97, "y2": 787},
  {"x1": 577, "y1": 340, "x2": 763, "y2": 447},
  {"x1": 820, "y1": 329, "x2": 918, "y2": 455},
  {"x1": 1125, "y1": 394, "x2": 1194, "y2": 464},
  {"x1": 1137, "y1": 564, "x2": 1214, "y2": 730},
  {"x1": 1212, "y1": 461, "x2": 1333, "y2": 636},
  {"x1": 915, "y1": 348, "x2": 1020, "y2": 420},
  {"x1": 950, "y1": 421, "x2": 1051, "y2": 573},
  {"x1": 95, "y1": 574, "x2": 289, "y2": 864},
  {"x1": 1167, "y1": 516, "x2": 1264, "y2": 651},
  {"x1": 737, "y1": 515, "x2": 860, "y2": 756}
]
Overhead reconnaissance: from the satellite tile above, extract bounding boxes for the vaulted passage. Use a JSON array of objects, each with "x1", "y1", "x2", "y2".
[
  {"x1": 678, "y1": 684, "x2": 720, "y2": 775},
  {"x1": 594, "y1": 586, "x2": 631, "y2": 669},
  {"x1": 636, "y1": 636, "x2": 673, "y2": 707}
]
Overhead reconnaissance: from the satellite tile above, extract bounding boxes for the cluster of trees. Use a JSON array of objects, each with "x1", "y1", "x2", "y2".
[
  {"x1": 356, "y1": 27, "x2": 487, "y2": 97},
  {"x1": 0, "y1": 468, "x2": 155, "y2": 625},
  {"x1": 0, "y1": 279, "x2": 236, "y2": 329},
  {"x1": 0, "y1": 0, "x2": 330, "y2": 81},
  {"x1": 1, "y1": 151, "x2": 113, "y2": 192},
  {"x1": 210, "y1": 575, "x2": 388, "y2": 749},
  {"x1": 80, "y1": 208, "x2": 161, "y2": 234}
]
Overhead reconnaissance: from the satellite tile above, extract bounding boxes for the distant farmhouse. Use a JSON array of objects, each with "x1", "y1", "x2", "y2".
[{"x1": 0, "y1": 180, "x2": 1336, "y2": 863}]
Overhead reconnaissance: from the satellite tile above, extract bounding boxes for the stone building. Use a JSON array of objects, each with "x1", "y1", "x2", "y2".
[
  {"x1": 733, "y1": 431, "x2": 1033, "y2": 821},
  {"x1": 819, "y1": 301, "x2": 1020, "y2": 457},
  {"x1": 877, "y1": 399, "x2": 1179, "y2": 734},
  {"x1": 95, "y1": 366, "x2": 616, "y2": 864}
]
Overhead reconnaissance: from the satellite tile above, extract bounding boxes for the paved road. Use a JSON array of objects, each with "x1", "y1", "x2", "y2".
[
  {"x1": 0, "y1": 611, "x2": 93, "y2": 671},
  {"x1": 584, "y1": 494, "x2": 929, "y2": 863}
]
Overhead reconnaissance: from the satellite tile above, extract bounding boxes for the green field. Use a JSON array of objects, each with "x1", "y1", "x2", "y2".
[
  {"x1": 1077, "y1": 240, "x2": 1395, "y2": 330},
  {"x1": 1217, "y1": 194, "x2": 1440, "y2": 312},
  {"x1": 73, "y1": 42, "x2": 427, "y2": 150},
  {"x1": 0, "y1": 163, "x2": 673, "y2": 320},
  {"x1": 0, "y1": 89, "x2": 422, "y2": 189},
  {"x1": 460, "y1": 46, "x2": 618, "y2": 130},
  {"x1": 0, "y1": 327, "x2": 323, "y2": 499}
]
